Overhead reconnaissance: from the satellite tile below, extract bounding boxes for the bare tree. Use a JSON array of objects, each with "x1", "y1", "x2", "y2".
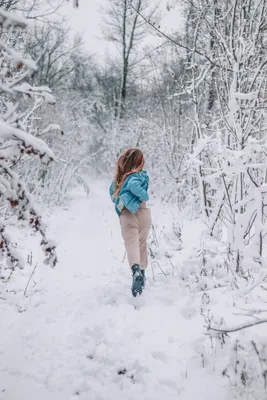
[
  {"x1": 0, "y1": 0, "x2": 20, "y2": 10},
  {"x1": 25, "y1": 24, "x2": 84, "y2": 89},
  {"x1": 101, "y1": 0, "x2": 158, "y2": 118}
]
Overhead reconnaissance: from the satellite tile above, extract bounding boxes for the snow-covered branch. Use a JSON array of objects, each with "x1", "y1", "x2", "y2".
[{"x1": 0, "y1": 5, "x2": 58, "y2": 273}]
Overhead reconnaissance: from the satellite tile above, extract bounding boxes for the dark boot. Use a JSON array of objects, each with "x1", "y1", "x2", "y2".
[
  {"x1": 131, "y1": 264, "x2": 144, "y2": 297},
  {"x1": 141, "y1": 269, "x2": 146, "y2": 288}
]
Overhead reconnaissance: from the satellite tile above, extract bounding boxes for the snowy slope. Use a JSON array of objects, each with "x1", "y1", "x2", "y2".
[{"x1": 0, "y1": 181, "x2": 227, "y2": 400}]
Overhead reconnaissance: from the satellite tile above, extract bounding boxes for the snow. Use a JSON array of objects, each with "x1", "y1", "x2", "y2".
[
  {"x1": 41, "y1": 124, "x2": 62, "y2": 135},
  {"x1": 0, "y1": 181, "x2": 227, "y2": 400},
  {"x1": 13, "y1": 83, "x2": 55, "y2": 101},
  {"x1": 232, "y1": 91, "x2": 258, "y2": 100},
  {"x1": 0, "y1": 9, "x2": 27, "y2": 29},
  {"x1": 0, "y1": 121, "x2": 54, "y2": 162},
  {"x1": 0, "y1": 40, "x2": 37, "y2": 72}
]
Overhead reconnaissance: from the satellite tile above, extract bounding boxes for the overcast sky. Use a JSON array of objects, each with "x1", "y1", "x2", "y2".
[{"x1": 60, "y1": 0, "x2": 184, "y2": 62}]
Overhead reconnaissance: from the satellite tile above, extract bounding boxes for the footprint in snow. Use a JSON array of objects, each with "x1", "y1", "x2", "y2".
[
  {"x1": 158, "y1": 379, "x2": 181, "y2": 395},
  {"x1": 151, "y1": 351, "x2": 166, "y2": 362}
]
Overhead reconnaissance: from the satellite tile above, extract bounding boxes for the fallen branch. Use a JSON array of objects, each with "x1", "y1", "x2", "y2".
[{"x1": 208, "y1": 318, "x2": 267, "y2": 333}]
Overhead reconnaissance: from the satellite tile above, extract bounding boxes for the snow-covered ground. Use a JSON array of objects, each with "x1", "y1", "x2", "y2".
[{"x1": 0, "y1": 181, "x2": 227, "y2": 400}]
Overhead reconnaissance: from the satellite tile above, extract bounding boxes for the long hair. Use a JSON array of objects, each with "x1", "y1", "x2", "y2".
[{"x1": 113, "y1": 148, "x2": 145, "y2": 199}]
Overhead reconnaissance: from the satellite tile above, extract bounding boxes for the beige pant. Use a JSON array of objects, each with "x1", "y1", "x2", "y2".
[{"x1": 120, "y1": 203, "x2": 152, "y2": 270}]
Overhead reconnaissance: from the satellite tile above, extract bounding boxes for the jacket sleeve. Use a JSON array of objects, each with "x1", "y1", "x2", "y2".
[
  {"x1": 109, "y1": 181, "x2": 115, "y2": 203},
  {"x1": 127, "y1": 175, "x2": 149, "y2": 202}
]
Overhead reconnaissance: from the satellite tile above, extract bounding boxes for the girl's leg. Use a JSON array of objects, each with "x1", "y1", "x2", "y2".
[
  {"x1": 138, "y1": 208, "x2": 152, "y2": 270},
  {"x1": 120, "y1": 209, "x2": 140, "y2": 268}
]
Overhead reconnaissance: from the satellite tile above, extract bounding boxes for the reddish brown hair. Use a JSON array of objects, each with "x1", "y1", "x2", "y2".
[{"x1": 113, "y1": 148, "x2": 145, "y2": 199}]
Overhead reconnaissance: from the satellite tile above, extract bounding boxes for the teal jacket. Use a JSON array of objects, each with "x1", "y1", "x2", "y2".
[{"x1": 109, "y1": 171, "x2": 149, "y2": 216}]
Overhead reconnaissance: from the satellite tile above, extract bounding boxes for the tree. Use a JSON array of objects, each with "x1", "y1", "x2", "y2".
[
  {"x1": 0, "y1": 0, "x2": 20, "y2": 10},
  {"x1": 133, "y1": 0, "x2": 267, "y2": 270},
  {"x1": 101, "y1": 0, "x2": 157, "y2": 118},
  {"x1": 0, "y1": 7, "x2": 58, "y2": 278},
  {"x1": 183, "y1": 0, "x2": 267, "y2": 271},
  {"x1": 24, "y1": 24, "x2": 84, "y2": 90}
]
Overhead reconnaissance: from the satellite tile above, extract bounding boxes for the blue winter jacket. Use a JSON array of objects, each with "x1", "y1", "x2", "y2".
[{"x1": 109, "y1": 171, "x2": 149, "y2": 216}]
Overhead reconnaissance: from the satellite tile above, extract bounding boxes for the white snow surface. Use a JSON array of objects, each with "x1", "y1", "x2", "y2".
[{"x1": 0, "y1": 181, "x2": 227, "y2": 400}]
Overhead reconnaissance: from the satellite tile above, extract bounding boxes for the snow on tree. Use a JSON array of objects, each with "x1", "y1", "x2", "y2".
[
  {"x1": 154, "y1": 0, "x2": 267, "y2": 274},
  {"x1": 0, "y1": 8, "x2": 58, "y2": 273},
  {"x1": 70, "y1": 0, "x2": 79, "y2": 8},
  {"x1": 162, "y1": 1, "x2": 267, "y2": 395}
]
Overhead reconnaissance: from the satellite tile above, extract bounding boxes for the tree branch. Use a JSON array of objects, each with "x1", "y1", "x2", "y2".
[
  {"x1": 130, "y1": 2, "x2": 233, "y2": 72},
  {"x1": 208, "y1": 318, "x2": 267, "y2": 333}
]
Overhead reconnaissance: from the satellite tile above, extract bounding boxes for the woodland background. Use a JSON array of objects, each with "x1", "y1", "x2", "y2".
[{"x1": 1, "y1": 0, "x2": 267, "y2": 398}]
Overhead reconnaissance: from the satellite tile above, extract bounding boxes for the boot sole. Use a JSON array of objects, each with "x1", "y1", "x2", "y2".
[{"x1": 132, "y1": 275, "x2": 144, "y2": 297}]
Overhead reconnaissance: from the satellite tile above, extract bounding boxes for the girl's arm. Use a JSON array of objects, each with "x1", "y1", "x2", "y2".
[{"x1": 127, "y1": 175, "x2": 149, "y2": 202}]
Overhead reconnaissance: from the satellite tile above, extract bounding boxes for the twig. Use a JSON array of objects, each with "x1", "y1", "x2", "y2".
[
  {"x1": 168, "y1": 258, "x2": 177, "y2": 276},
  {"x1": 247, "y1": 168, "x2": 259, "y2": 188},
  {"x1": 4, "y1": 269, "x2": 14, "y2": 283},
  {"x1": 251, "y1": 340, "x2": 267, "y2": 389},
  {"x1": 122, "y1": 251, "x2": 126, "y2": 263},
  {"x1": 151, "y1": 262, "x2": 156, "y2": 281},
  {"x1": 151, "y1": 260, "x2": 168, "y2": 278},
  {"x1": 243, "y1": 273, "x2": 267, "y2": 295},
  {"x1": 151, "y1": 224, "x2": 159, "y2": 247},
  {"x1": 24, "y1": 263, "x2": 38, "y2": 297}
]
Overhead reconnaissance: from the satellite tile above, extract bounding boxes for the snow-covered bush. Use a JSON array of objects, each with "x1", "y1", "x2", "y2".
[
  {"x1": 222, "y1": 338, "x2": 267, "y2": 399},
  {"x1": 0, "y1": 8, "x2": 57, "y2": 279},
  {"x1": 181, "y1": 0, "x2": 267, "y2": 273}
]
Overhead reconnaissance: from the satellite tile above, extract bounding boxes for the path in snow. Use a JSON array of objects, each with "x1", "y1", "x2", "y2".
[{"x1": 0, "y1": 182, "x2": 226, "y2": 400}]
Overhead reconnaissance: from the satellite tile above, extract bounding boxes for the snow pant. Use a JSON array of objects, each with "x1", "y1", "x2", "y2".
[{"x1": 120, "y1": 203, "x2": 152, "y2": 270}]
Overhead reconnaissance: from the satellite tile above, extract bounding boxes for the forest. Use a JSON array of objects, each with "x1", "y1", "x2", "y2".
[{"x1": 0, "y1": 0, "x2": 267, "y2": 399}]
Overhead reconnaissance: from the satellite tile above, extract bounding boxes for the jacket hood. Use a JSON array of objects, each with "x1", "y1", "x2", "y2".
[{"x1": 139, "y1": 170, "x2": 147, "y2": 176}]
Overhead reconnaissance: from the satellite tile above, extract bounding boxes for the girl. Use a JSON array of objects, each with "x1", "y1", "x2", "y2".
[{"x1": 109, "y1": 148, "x2": 152, "y2": 297}]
